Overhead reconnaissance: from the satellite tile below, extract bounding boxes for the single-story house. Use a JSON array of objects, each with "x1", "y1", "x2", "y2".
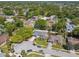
[
  {"x1": 48, "y1": 35, "x2": 65, "y2": 45},
  {"x1": 66, "y1": 36, "x2": 79, "y2": 50},
  {"x1": 40, "y1": 15, "x2": 58, "y2": 24},
  {"x1": 50, "y1": 15, "x2": 58, "y2": 24},
  {"x1": 24, "y1": 19, "x2": 34, "y2": 27},
  {"x1": 67, "y1": 37, "x2": 79, "y2": 45},
  {"x1": 33, "y1": 30, "x2": 48, "y2": 39},
  {"x1": 40, "y1": 16, "x2": 50, "y2": 20},
  {"x1": 66, "y1": 22, "x2": 75, "y2": 32},
  {"x1": 66, "y1": 18, "x2": 76, "y2": 33},
  {"x1": 5, "y1": 16, "x2": 15, "y2": 23},
  {"x1": 0, "y1": 34, "x2": 9, "y2": 45},
  {"x1": 31, "y1": 16, "x2": 39, "y2": 21}
]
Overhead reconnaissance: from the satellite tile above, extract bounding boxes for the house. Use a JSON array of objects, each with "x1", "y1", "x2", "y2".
[
  {"x1": 23, "y1": 8, "x2": 29, "y2": 16},
  {"x1": 48, "y1": 35, "x2": 65, "y2": 45},
  {"x1": 33, "y1": 30, "x2": 48, "y2": 39},
  {"x1": 40, "y1": 16, "x2": 50, "y2": 20},
  {"x1": 40, "y1": 15, "x2": 58, "y2": 24},
  {"x1": 24, "y1": 19, "x2": 34, "y2": 27},
  {"x1": 50, "y1": 15, "x2": 58, "y2": 24},
  {"x1": 5, "y1": 16, "x2": 15, "y2": 23},
  {"x1": 0, "y1": 34, "x2": 9, "y2": 45},
  {"x1": 31, "y1": 16, "x2": 39, "y2": 21},
  {"x1": 66, "y1": 36, "x2": 79, "y2": 50},
  {"x1": 66, "y1": 18, "x2": 75, "y2": 32}
]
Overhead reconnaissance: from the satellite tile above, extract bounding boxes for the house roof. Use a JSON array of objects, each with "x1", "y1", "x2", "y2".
[
  {"x1": 0, "y1": 34, "x2": 9, "y2": 45},
  {"x1": 67, "y1": 37, "x2": 79, "y2": 45},
  {"x1": 48, "y1": 35, "x2": 64, "y2": 42},
  {"x1": 33, "y1": 30, "x2": 48, "y2": 39}
]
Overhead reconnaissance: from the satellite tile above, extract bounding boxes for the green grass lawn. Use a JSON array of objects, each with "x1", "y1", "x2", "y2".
[
  {"x1": 0, "y1": 44, "x2": 10, "y2": 57},
  {"x1": 51, "y1": 55, "x2": 60, "y2": 57},
  {"x1": 26, "y1": 51, "x2": 44, "y2": 57},
  {"x1": 52, "y1": 43, "x2": 63, "y2": 50},
  {"x1": 34, "y1": 38, "x2": 48, "y2": 48}
]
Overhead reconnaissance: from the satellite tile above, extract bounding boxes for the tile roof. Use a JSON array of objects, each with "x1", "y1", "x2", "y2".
[{"x1": 0, "y1": 34, "x2": 9, "y2": 45}]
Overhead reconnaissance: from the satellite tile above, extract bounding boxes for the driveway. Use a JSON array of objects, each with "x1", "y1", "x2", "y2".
[
  {"x1": 13, "y1": 37, "x2": 79, "y2": 57},
  {"x1": 28, "y1": 36, "x2": 36, "y2": 41},
  {"x1": 14, "y1": 41, "x2": 43, "y2": 53}
]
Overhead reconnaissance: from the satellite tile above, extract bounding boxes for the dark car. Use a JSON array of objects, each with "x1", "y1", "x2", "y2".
[
  {"x1": 27, "y1": 49, "x2": 32, "y2": 52},
  {"x1": 37, "y1": 45, "x2": 41, "y2": 48}
]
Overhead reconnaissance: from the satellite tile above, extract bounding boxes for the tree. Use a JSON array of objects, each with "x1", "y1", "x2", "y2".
[
  {"x1": 15, "y1": 19, "x2": 23, "y2": 27},
  {"x1": 53, "y1": 18, "x2": 66, "y2": 34},
  {"x1": 72, "y1": 27, "x2": 79, "y2": 37},
  {"x1": 34, "y1": 19, "x2": 47, "y2": 30},
  {"x1": 18, "y1": 8, "x2": 24, "y2": 16},
  {"x1": 3, "y1": 7, "x2": 14, "y2": 15},
  {"x1": 4, "y1": 22, "x2": 16, "y2": 36},
  {"x1": 11, "y1": 27, "x2": 33, "y2": 43},
  {"x1": 0, "y1": 16, "x2": 5, "y2": 24},
  {"x1": 72, "y1": 18, "x2": 79, "y2": 25}
]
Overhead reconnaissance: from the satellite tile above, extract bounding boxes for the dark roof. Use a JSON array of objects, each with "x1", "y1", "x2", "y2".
[{"x1": 0, "y1": 34, "x2": 9, "y2": 45}]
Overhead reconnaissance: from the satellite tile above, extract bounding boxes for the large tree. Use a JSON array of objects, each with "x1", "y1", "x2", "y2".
[
  {"x1": 72, "y1": 27, "x2": 79, "y2": 37},
  {"x1": 4, "y1": 22, "x2": 16, "y2": 36},
  {"x1": 53, "y1": 18, "x2": 66, "y2": 33},
  {"x1": 3, "y1": 7, "x2": 14, "y2": 15},
  {"x1": 34, "y1": 19, "x2": 47, "y2": 30},
  {"x1": 0, "y1": 16, "x2": 5, "y2": 24},
  {"x1": 11, "y1": 27, "x2": 33, "y2": 43}
]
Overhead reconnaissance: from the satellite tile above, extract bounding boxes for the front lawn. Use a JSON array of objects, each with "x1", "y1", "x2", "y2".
[
  {"x1": 52, "y1": 43, "x2": 63, "y2": 50},
  {"x1": 34, "y1": 38, "x2": 48, "y2": 48},
  {"x1": 0, "y1": 44, "x2": 10, "y2": 56}
]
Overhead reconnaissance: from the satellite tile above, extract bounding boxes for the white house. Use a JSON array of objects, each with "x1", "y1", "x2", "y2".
[{"x1": 5, "y1": 16, "x2": 14, "y2": 23}]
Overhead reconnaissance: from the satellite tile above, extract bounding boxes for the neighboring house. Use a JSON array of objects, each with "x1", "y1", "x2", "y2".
[
  {"x1": 50, "y1": 15, "x2": 58, "y2": 24},
  {"x1": 0, "y1": 34, "x2": 9, "y2": 45},
  {"x1": 66, "y1": 18, "x2": 75, "y2": 32},
  {"x1": 24, "y1": 19, "x2": 34, "y2": 27},
  {"x1": 40, "y1": 16, "x2": 50, "y2": 20},
  {"x1": 33, "y1": 30, "x2": 48, "y2": 39},
  {"x1": 48, "y1": 35, "x2": 65, "y2": 45},
  {"x1": 40, "y1": 15, "x2": 58, "y2": 24},
  {"x1": 5, "y1": 16, "x2": 15, "y2": 23},
  {"x1": 23, "y1": 8, "x2": 29, "y2": 16},
  {"x1": 31, "y1": 16, "x2": 39, "y2": 21},
  {"x1": 67, "y1": 36, "x2": 79, "y2": 50}
]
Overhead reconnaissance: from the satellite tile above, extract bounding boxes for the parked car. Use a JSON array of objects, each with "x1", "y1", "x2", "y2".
[
  {"x1": 37, "y1": 45, "x2": 41, "y2": 48},
  {"x1": 27, "y1": 49, "x2": 32, "y2": 52}
]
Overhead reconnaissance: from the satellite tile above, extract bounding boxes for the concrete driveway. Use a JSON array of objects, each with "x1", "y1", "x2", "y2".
[
  {"x1": 28, "y1": 36, "x2": 36, "y2": 41},
  {"x1": 13, "y1": 37, "x2": 79, "y2": 57}
]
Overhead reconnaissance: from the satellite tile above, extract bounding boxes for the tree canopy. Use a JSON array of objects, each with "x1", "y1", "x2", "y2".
[
  {"x1": 34, "y1": 19, "x2": 47, "y2": 30},
  {"x1": 11, "y1": 27, "x2": 33, "y2": 43}
]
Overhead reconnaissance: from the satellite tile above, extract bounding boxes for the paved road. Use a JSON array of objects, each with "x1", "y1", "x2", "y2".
[{"x1": 13, "y1": 37, "x2": 79, "y2": 57}]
